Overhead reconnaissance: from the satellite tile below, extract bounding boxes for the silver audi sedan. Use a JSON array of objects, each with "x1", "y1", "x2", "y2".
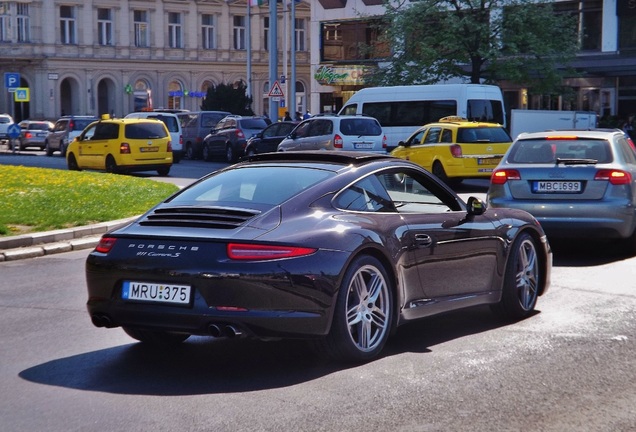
[{"x1": 487, "y1": 129, "x2": 636, "y2": 252}]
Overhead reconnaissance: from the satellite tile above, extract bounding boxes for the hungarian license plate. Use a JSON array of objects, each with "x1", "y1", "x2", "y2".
[
  {"x1": 122, "y1": 281, "x2": 191, "y2": 305},
  {"x1": 36, "y1": 132, "x2": 47, "y2": 137},
  {"x1": 140, "y1": 147, "x2": 159, "y2": 152},
  {"x1": 533, "y1": 181, "x2": 582, "y2": 193},
  {"x1": 354, "y1": 143, "x2": 374, "y2": 150},
  {"x1": 477, "y1": 157, "x2": 501, "y2": 165}
]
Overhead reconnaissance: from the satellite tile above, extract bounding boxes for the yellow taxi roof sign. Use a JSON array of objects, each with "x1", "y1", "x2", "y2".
[{"x1": 439, "y1": 116, "x2": 468, "y2": 123}]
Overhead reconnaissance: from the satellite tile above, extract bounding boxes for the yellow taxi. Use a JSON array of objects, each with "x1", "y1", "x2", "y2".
[
  {"x1": 390, "y1": 116, "x2": 512, "y2": 184},
  {"x1": 66, "y1": 115, "x2": 173, "y2": 176}
]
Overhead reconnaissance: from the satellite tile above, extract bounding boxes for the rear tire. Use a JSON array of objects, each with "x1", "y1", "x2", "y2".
[
  {"x1": 45, "y1": 141, "x2": 54, "y2": 156},
  {"x1": 432, "y1": 161, "x2": 461, "y2": 187},
  {"x1": 226, "y1": 144, "x2": 236, "y2": 163},
  {"x1": 105, "y1": 155, "x2": 119, "y2": 174},
  {"x1": 202, "y1": 143, "x2": 212, "y2": 161},
  {"x1": 157, "y1": 166, "x2": 170, "y2": 176},
  {"x1": 123, "y1": 327, "x2": 190, "y2": 345},
  {"x1": 67, "y1": 153, "x2": 80, "y2": 171},
  {"x1": 491, "y1": 232, "x2": 540, "y2": 320},
  {"x1": 315, "y1": 255, "x2": 393, "y2": 363}
]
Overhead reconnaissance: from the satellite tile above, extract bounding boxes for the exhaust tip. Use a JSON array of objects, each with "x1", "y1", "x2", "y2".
[
  {"x1": 91, "y1": 314, "x2": 113, "y2": 328},
  {"x1": 225, "y1": 325, "x2": 243, "y2": 338},
  {"x1": 208, "y1": 324, "x2": 223, "y2": 337}
]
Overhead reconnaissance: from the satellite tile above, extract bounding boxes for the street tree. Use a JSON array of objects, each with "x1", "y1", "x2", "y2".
[
  {"x1": 366, "y1": 0, "x2": 579, "y2": 94},
  {"x1": 201, "y1": 82, "x2": 254, "y2": 115}
]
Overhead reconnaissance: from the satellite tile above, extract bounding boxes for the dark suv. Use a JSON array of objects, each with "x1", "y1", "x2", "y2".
[
  {"x1": 202, "y1": 115, "x2": 269, "y2": 162},
  {"x1": 46, "y1": 115, "x2": 98, "y2": 156},
  {"x1": 182, "y1": 111, "x2": 231, "y2": 159}
]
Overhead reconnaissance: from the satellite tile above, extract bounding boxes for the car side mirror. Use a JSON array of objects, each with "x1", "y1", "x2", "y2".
[
  {"x1": 398, "y1": 140, "x2": 407, "y2": 147},
  {"x1": 466, "y1": 196, "x2": 486, "y2": 216}
]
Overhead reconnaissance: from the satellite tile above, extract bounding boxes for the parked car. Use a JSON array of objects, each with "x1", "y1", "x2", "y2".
[
  {"x1": 487, "y1": 129, "x2": 636, "y2": 252},
  {"x1": 181, "y1": 110, "x2": 231, "y2": 159},
  {"x1": 15, "y1": 120, "x2": 54, "y2": 151},
  {"x1": 0, "y1": 113, "x2": 15, "y2": 145},
  {"x1": 85, "y1": 151, "x2": 551, "y2": 363},
  {"x1": 202, "y1": 115, "x2": 269, "y2": 163},
  {"x1": 45, "y1": 115, "x2": 98, "y2": 156},
  {"x1": 124, "y1": 112, "x2": 184, "y2": 163},
  {"x1": 277, "y1": 115, "x2": 387, "y2": 153},
  {"x1": 66, "y1": 117, "x2": 173, "y2": 176},
  {"x1": 244, "y1": 121, "x2": 298, "y2": 156},
  {"x1": 390, "y1": 116, "x2": 512, "y2": 185}
]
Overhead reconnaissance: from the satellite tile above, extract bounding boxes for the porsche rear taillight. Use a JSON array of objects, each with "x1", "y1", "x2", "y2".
[
  {"x1": 95, "y1": 237, "x2": 117, "y2": 253},
  {"x1": 334, "y1": 134, "x2": 343, "y2": 149},
  {"x1": 450, "y1": 144, "x2": 462, "y2": 158},
  {"x1": 491, "y1": 169, "x2": 521, "y2": 184},
  {"x1": 595, "y1": 169, "x2": 631, "y2": 185},
  {"x1": 227, "y1": 243, "x2": 317, "y2": 260}
]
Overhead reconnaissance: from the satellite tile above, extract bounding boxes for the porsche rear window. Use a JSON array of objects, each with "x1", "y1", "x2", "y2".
[{"x1": 172, "y1": 166, "x2": 335, "y2": 206}]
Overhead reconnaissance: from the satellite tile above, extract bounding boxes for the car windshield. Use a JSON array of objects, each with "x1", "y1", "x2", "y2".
[
  {"x1": 457, "y1": 127, "x2": 511, "y2": 143},
  {"x1": 125, "y1": 122, "x2": 168, "y2": 139},
  {"x1": 340, "y1": 119, "x2": 382, "y2": 136},
  {"x1": 508, "y1": 138, "x2": 613, "y2": 164},
  {"x1": 170, "y1": 166, "x2": 335, "y2": 206}
]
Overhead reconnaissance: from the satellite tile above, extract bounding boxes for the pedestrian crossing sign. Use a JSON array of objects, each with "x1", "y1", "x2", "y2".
[
  {"x1": 14, "y1": 87, "x2": 29, "y2": 102},
  {"x1": 268, "y1": 81, "x2": 284, "y2": 98}
]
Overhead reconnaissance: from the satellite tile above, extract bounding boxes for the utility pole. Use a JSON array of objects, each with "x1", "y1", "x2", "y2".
[{"x1": 268, "y1": 0, "x2": 278, "y2": 123}]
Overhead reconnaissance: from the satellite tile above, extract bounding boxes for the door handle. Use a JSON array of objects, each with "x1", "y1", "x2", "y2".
[{"x1": 414, "y1": 233, "x2": 432, "y2": 246}]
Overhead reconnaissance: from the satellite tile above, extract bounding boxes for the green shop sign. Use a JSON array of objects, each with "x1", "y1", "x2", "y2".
[{"x1": 314, "y1": 65, "x2": 370, "y2": 85}]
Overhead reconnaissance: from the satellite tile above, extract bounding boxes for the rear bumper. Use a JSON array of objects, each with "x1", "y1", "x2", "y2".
[{"x1": 490, "y1": 198, "x2": 636, "y2": 238}]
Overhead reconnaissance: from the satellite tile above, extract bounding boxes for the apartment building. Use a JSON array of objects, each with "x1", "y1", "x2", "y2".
[
  {"x1": 0, "y1": 0, "x2": 311, "y2": 121},
  {"x1": 311, "y1": 0, "x2": 636, "y2": 121}
]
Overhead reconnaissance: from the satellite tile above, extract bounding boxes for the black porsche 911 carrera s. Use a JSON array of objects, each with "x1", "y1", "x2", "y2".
[{"x1": 86, "y1": 151, "x2": 552, "y2": 362}]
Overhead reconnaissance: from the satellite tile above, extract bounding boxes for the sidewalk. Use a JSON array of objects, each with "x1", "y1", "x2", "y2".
[{"x1": 0, "y1": 217, "x2": 136, "y2": 262}]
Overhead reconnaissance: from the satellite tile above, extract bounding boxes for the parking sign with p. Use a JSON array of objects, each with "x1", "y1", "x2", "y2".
[{"x1": 4, "y1": 72, "x2": 20, "y2": 89}]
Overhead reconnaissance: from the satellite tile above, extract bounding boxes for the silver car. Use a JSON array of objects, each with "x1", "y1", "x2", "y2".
[
  {"x1": 16, "y1": 120, "x2": 54, "y2": 151},
  {"x1": 277, "y1": 115, "x2": 387, "y2": 153},
  {"x1": 487, "y1": 129, "x2": 636, "y2": 251}
]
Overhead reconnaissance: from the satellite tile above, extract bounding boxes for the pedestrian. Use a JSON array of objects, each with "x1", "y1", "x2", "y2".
[
  {"x1": 303, "y1": 110, "x2": 311, "y2": 120},
  {"x1": 284, "y1": 111, "x2": 292, "y2": 121}
]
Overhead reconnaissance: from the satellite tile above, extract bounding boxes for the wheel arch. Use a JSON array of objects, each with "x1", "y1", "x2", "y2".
[{"x1": 505, "y1": 227, "x2": 551, "y2": 297}]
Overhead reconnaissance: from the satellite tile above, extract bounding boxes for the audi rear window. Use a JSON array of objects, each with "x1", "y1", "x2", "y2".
[{"x1": 508, "y1": 139, "x2": 613, "y2": 164}]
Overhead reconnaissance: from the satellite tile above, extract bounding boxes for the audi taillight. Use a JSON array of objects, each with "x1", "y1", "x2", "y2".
[
  {"x1": 450, "y1": 144, "x2": 462, "y2": 158},
  {"x1": 334, "y1": 134, "x2": 343, "y2": 148},
  {"x1": 491, "y1": 169, "x2": 521, "y2": 184},
  {"x1": 595, "y1": 169, "x2": 632, "y2": 185},
  {"x1": 95, "y1": 237, "x2": 117, "y2": 253},
  {"x1": 227, "y1": 243, "x2": 317, "y2": 260},
  {"x1": 120, "y1": 143, "x2": 131, "y2": 154}
]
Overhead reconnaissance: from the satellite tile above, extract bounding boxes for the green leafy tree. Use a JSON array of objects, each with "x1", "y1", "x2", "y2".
[
  {"x1": 200, "y1": 82, "x2": 254, "y2": 115},
  {"x1": 366, "y1": 0, "x2": 579, "y2": 94}
]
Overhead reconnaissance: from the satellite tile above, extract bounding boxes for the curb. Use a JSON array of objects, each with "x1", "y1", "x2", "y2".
[{"x1": 0, "y1": 217, "x2": 137, "y2": 262}]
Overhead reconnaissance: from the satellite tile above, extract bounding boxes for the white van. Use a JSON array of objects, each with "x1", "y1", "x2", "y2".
[
  {"x1": 338, "y1": 84, "x2": 506, "y2": 150},
  {"x1": 124, "y1": 112, "x2": 184, "y2": 162}
]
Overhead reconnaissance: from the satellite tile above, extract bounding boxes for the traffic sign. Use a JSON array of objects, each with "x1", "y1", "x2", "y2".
[
  {"x1": 7, "y1": 123, "x2": 21, "y2": 139},
  {"x1": 14, "y1": 87, "x2": 29, "y2": 102},
  {"x1": 4, "y1": 72, "x2": 19, "y2": 89},
  {"x1": 268, "y1": 81, "x2": 284, "y2": 98}
]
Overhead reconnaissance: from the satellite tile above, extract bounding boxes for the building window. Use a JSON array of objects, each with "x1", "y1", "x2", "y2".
[
  {"x1": 264, "y1": 17, "x2": 269, "y2": 51},
  {"x1": 97, "y1": 8, "x2": 113, "y2": 46},
  {"x1": 16, "y1": 3, "x2": 29, "y2": 42},
  {"x1": 134, "y1": 10, "x2": 149, "y2": 48},
  {"x1": 233, "y1": 15, "x2": 246, "y2": 50},
  {"x1": 555, "y1": 0, "x2": 602, "y2": 52},
  {"x1": 168, "y1": 12, "x2": 182, "y2": 48},
  {"x1": 60, "y1": 5, "x2": 76, "y2": 44},
  {"x1": 0, "y1": 3, "x2": 9, "y2": 42},
  {"x1": 295, "y1": 18, "x2": 305, "y2": 51},
  {"x1": 202, "y1": 14, "x2": 215, "y2": 49},
  {"x1": 168, "y1": 81, "x2": 183, "y2": 110}
]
